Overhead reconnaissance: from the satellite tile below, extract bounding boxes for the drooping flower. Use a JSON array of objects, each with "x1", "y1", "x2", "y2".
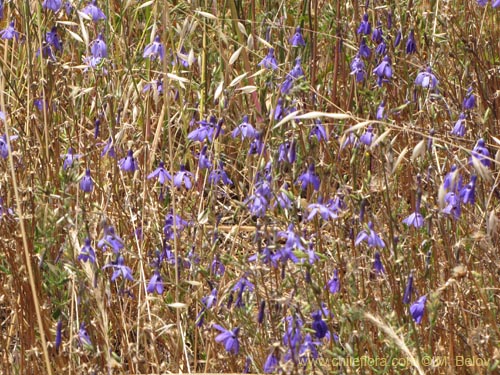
[
  {"x1": 350, "y1": 55, "x2": 366, "y2": 83},
  {"x1": 258, "y1": 48, "x2": 278, "y2": 70},
  {"x1": 359, "y1": 37, "x2": 371, "y2": 59},
  {"x1": 80, "y1": 168, "x2": 94, "y2": 193},
  {"x1": 373, "y1": 251, "x2": 385, "y2": 274},
  {"x1": 246, "y1": 192, "x2": 269, "y2": 218},
  {"x1": 78, "y1": 323, "x2": 92, "y2": 347},
  {"x1": 55, "y1": 319, "x2": 63, "y2": 351},
  {"x1": 275, "y1": 183, "x2": 292, "y2": 210},
  {"x1": 463, "y1": 87, "x2": 476, "y2": 110},
  {"x1": 311, "y1": 310, "x2": 328, "y2": 339},
  {"x1": 232, "y1": 115, "x2": 257, "y2": 140},
  {"x1": 43, "y1": 0, "x2": 62, "y2": 12},
  {"x1": 46, "y1": 27, "x2": 63, "y2": 52},
  {"x1": 357, "y1": 14, "x2": 371, "y2": 35},
  {"x1": 460, "y1": 175, "x2": 477, "y2": 205},
  {"x1": 119, "y1": 150, "x2": 137, "y2": 172},
  {"x1": 163, "y1": 211, "x2": 190, "y2": 239},
  {"x1": 296, "y1": 164, "x2": 320, "y2": 191},
  {"x1": 309, "y1": 119, "x2": 328, "y2": 142},
  {"x1": 188, "y1": 116, "x2": 217, "y2": 142},
  {"x1": 91, "y1": 33, "x2": 107, "y2": 58},
  {"x1": 373, "y1": 55, "x2": 392, "y2": 86},
  {"x1": 78, "y1": 237, "x2": 96, "y2": 263},
  {"x1": 470, "y1": 138, "x2": 490, "y2": 167},
  {"x1": 415, "y1": 67, "x2": 438, "y2": 89},
  {"x1": 371, "y1": 21, "x2": 383, "y2": 43},
  {"x1": 477, "y1": 0, "x2": 488, "y2": 5},
  {"x1": 62, "y1": 147, "x2": 81, "y2": 170},
  {"x1": 406, "y1": 30, "x2": 417, "y2": 54},
  {"x1": 326, "y1": 269, "x2": 340, "y2": 294},
  {"x1": 81, "y1": 0, "x2": 106, "y2": 21},
  {"x1": 0, "y1": 134, "x2": 18, "y2": 159},
  {"x1": 263, "y1": 351, "x2": 279, "y2": 373},
  {"x1": 101, "y1": 137, "x2": 116, "y2": 158},
  {"x1": 213, "y1": 325, "x2": 240, "y2": 354},
  {"x1": 147, "y1": 161, "x2": 172, "y2": 185},
  {"x1": 147, "y1": 270, "x2": 164, "y2": 294},
  {"x1": 403, "y1": 189, "x2": 424, "y2": 228},
  {"x1": 443, "y1": 165, "x2": 462, "y2": 191},
  {"x1": 394, "y1": 29, "x2": 402, "y2": 47},
  {"x1": 451, "y1": 113, "x2": 467, "y2": 137},
  {"x1": 97, "y1": 225, "x2": 124, "y2": 253},
  {"x1": 197, "y1": 145, "x2": 212, "y2": 169},
  {"x1": 278, "y1": 140, "x2": 296, "y2": 164},
  {"x1": 375, "y1": 41, "x2": 387, "y2": 56},
  {"x1": 359, "y1": 125, "x2": 375, "y2": 146},
  {"x1": 442, "y1": 192, "x2": 461, "y2": 219},
  {"x1": 402, "y1": 273, "x2": 414, "y2": 304},
  {"x1": 410, "y1": 295, "x2": 427, "y2": 324},
  {"x1": 290, "y1": 26, "x2": 306, "y2": 47},
  {"x1": 493, "y1": 0, "x2": 500, "y2": 8},
  {"x1": 103, "y1": 255, "x2": 134, "y2": 282},
  {"x1": 355, "y1": 221, "x2": 386, "y2": 248},
  {"x1": 0, "y1": 21, "x2": 19, "y2": 40},
  {"x1": 143, "y1": 35, "x2": 165, "y2": 61},
  {"x1": 208, "y1": 161, "x2": 233, "y2": 185}
]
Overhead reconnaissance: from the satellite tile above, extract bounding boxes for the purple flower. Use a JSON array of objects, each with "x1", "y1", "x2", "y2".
[
  {"x1": 350, "y1": 55, "x2": 366, "y2": 83},
  {"x1": 147, "y1": 270, "x2": 164, "y2": 294},
  {"x1": 372, "y1": 21, "x2": 383, "y2": 43},
  {"x1": 493, "y1": 0, "x2": 500, "y2": 8},
  {"x1": 0, "y1": 134, "x2": 18, "y2": 158},
  {"x1": 197, "y1": 145, "x2": 212, "y2": 169},
  {"x1": 355, "y1": 221, "x2": 385, "y2": 248},
  {"x1": 279, "y1": 223, "x2": 305, "y2": 252},
  {"x1": 163, "y1": 211, "x2": 190, "y2": 239},
  {"x1": 248, "y1": 135, "x2": 265, "y2": 155},
  {"x1": 246, "y1": 193, "x2": 269, "y2": 217},
  {"x1": 143, "y1": 35, "x2": 165, "y2": 61},
  {"x1": 307, "y1": 199, "x2": 338, "y2": 221},
  {"x1": 410, "y1": 295, "x2": 427, "y2": 324},
  {"x1": 62, "y1": 147, "x2": 81, "y2": 170},
  {"x1": 296, "y1": 164, "x2": 320, "y2": 191},
  {"x1": 443, "y1": 165, "x2": 461, "y2": 191},
  {"x1": 97, "y1": 225, "x2": 124, "y2": 253},
  {"x1": 103, "y1": 255, "x2": 134, "y2": 282},
  {"x1": 403, "y1": 273, "x2": 414, "y2": 304},
  {"x1": 326, "y1": 269, "x2": 340, "y2": 294},
  {"x1": 55, "y1": 319, "x2": 63, "y2": 351},
  {"x1": 357, "y1": 14, "x2": 371, "y2": 35},
  {"x1": 278, "y1": 140, "x2": 296, "y2": 164},
  {"x1": 258, "y1": 48, "x2": 278, "y2": 70},
  {"x1": 78, "y1": 237, "x2": 96, "y2": 263},
  {"x1": 290, "y1": 26, "x2": 306, "y2": 47},
  {"x1": 275, "y1": 183, "x2": 292, "y2": 210},
  {"x1": 65, "y1": 1, "x2": 73, "y2": 15},
  {"x1": 119, "y1": 149, "x2": 137, "y2": 172},
  {"x1": 403, "y1": 194, "x2": 424, "y2": 228},
  {"x1": 311, "y1": 310, "x2": 328, "y2": 339},
  {"x1": 359, "y1": 38, "x2": 371, "y2": 59},
  {"x1": 174, "y1": 164, "x2": 193, "y2": 190},
  {"x1": 208, "y1": 161, "x2": 233, "y2": 185},
  {"x1": 147, "y1": 161, "x2": 172, "y2": 185},
  {"x1": 202, "y1": 288, "x2": 217, "y2": 309},
  {"x1": 309, "y1": 119, "x2": 328, "y2": 141},
  {"x1": 394, "y1": 29, "x2": 402, "y2": 47},
  {"x1": 470, "y1": 138, "x2": 490, "y2": 167},
  {"x1": 81, "y1": 0, "x2": 106, "y2": 21},
  {"x1": 232, "y1": 115, "x2": 257, "y2": 140},
  {"x1": 406, "y1": 30, "x2": 417, "y2": 54},
  {"x1": 78, "y1": 323, "x2": 92, "y2": 347},
  {"x1": 359, "y1": 125, "x2": 375, "y2": 146},
  {"x1": 376, "y1": 102, "x2": 385, "y2": 120},
  {"x1": 0, "y1": 21, "x2": 19, "y2": 40},
  {"x1": 91, "y1": 33, "x2": 107, "y2": 58},
  {"x1": 373, "y1": 251, "x2": 385, "y2": 274},
  {"x1": 451, "y1": 113, "x2": 467, "y2": 137},
  {"x1": 442, "y1": 192, "x2": 461, "y2": 219},
  {"x1": 188, "y1": 116, "x2": 216, "y2": 142},
  {"x1": 375, "y1": 41, "x2": 387, "y2": 56},
  {"x1": 299, "y1": 334, "x2": 320, "y2": 361},
  {"x1": 463, "y1": 87, "x2": 476, "y2": 110},
  {"x1": 477, "y1": 0, "x2": 488, "y2": 5},
  {"x1": 43, "y1": 0, "x2": 62, "y2": 12},
  {"x1": 213, "y1": 325, "x2": 240, "y2": 354},
  {"x1": 80, "y1": 168, "x2": 94, "y2": 193},
  {"x1": 373, "y1": 55, "x2": 392, "y2": 86},
  {"x1": 46, "y1": 27, "x2": 62, "y2": 52},
  {"x1": 460, "y1": 175, "x2": 477, "y2": 205},
  {"x1": 415, "y1": 67, "x2": 438, "y2": 89},
  {"x1": 288, "y1": 57, "x2": 305, "y2": 79},
  {"x1": 101, "y1": 137, "x2": 116, "y2": 158},
  {"x1": 263, "y1": 351, "x2": 279, "y2": 373},
  {"x1": 258, "y1": 300, "x2": 266, "y2": 324}
]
